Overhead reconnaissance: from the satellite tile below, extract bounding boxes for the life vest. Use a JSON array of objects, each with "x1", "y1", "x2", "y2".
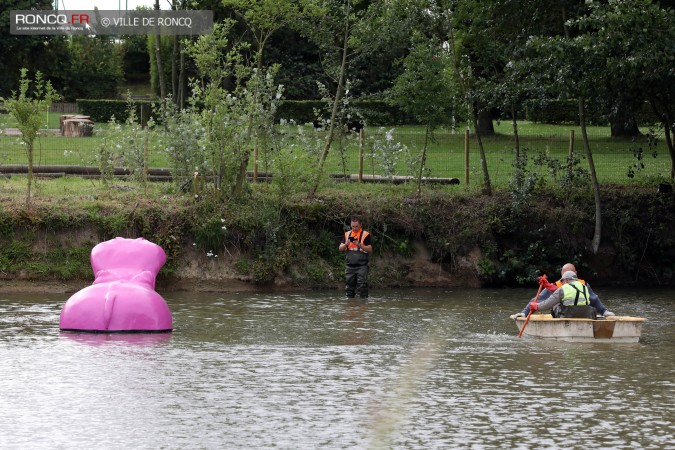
[
  {"x1": 555, "y1": 278, "x2": 586, "y2": 287},
  {"x1": 344, "y1": 229, "x2": 370, "y2": 266},
  {"x1": 561, "y1": 281, "x2": 590, "y2": 306},
  {"x1": 345, "y1": 229, "x2": 370, "y2": 253}
]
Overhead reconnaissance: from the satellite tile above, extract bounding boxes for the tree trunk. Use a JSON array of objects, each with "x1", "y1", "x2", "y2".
[
  {"x1": 472, "y1": 105, "x2": 492, "y2": 196},
  {"x1": 26, "y1": 142, "x2": 33, "y2": 205},
  {"x1": 154, "y1": 0, "x2": 166, "y2": 99},
  {"x1": 666, "y1": 124, "x2": 675, "y2": 180},
  {"x1": 416, "y1": 124, "x2": 430, "y2": 197},
  {"x1": 511, "y1": 105, "x2": 520, "y2": 159},
  {"x1": 310, "y1": 0, "x2": 351, "y2": 197},
  {"x1": 579, "y1": 99, "x2": 602, "y2": 254},
  {"x1": 232, "y1": 50, "x2": 265, "y2": 197},
  {"x1": 476, "y1": 108, "x2": 495, "y2": 136},
  {"x1": 649, "y1": 99, "x2": 675, "y2": 179},
  {"x1": 609, "y1": 112, "x2": 640, "y2": 137},
  {"x1": 178, "y1": 42, "x2": 186, "y2": 110},
  {"x1": 172, "y1": 35, "x2": 178, "y2": 102}
]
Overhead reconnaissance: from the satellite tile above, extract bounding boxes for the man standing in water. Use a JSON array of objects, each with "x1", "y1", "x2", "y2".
[{"x1": 338, "y1": 215, "x2": 373, "y2": 298}]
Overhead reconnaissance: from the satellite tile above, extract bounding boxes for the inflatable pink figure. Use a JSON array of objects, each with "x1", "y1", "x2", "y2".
[{"x1": 60, "y1": 237, "x2": 172, "y2": 332}]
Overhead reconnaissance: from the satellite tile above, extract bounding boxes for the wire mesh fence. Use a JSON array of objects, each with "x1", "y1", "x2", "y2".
[{"x1": 0, "y1": 115, "x2": 670, "y2": 187}]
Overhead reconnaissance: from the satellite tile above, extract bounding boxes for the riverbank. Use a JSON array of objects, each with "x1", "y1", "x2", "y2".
[
  {"x1": 0, "y1": 236, "x2": 481, "y2": 294},
  {"x1": 1, "y1": 177, "x2": 673, "y2": 292}
]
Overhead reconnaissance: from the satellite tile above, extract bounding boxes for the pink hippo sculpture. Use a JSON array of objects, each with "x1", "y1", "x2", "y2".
[{"x1": 60, "y1": 237, "x2": 172, "y2": 332}]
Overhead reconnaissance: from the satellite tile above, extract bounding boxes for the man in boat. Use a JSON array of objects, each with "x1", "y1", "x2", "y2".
[
  {"x1": 515, "y1": 263, "x2": 614, "y2": 317},
  {"x1": 528, "y1": 270, "x2": 599, "y2": 318},
  {"x1": 338, "y1": 215, "x2": 373, "y2": 298}
]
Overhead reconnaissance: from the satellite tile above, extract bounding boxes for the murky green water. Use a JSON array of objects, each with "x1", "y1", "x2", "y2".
[{"x1": 0, "y1": 288, "x2": 673, "y2": 449}]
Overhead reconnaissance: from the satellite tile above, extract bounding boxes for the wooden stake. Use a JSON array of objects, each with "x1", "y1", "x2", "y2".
[
  {"x1": 359, "y1": 128, "x2": 364, "y2": 182},
  {"x1": 464, "y1": 129, "x2": 470, "y2": 185}
]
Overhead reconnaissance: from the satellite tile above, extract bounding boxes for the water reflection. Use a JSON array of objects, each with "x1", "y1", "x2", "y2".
[
  {"x1": 59, "y1": 331, "x2": 172, "y2": 347},
  {"x1": 340, "y1": 299, "x2": 371, "y2": 345},
  {"x1": 0, "y1": 288, "x2": 672, "y2": 449}
]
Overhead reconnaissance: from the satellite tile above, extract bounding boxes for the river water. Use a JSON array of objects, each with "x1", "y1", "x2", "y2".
[{"x1": 0, "y1": 288, "x2": 673, "y2": 449}]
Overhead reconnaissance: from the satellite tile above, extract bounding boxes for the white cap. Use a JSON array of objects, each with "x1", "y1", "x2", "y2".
[{"x1": 561, "y1": 271, "x2": 578, "y2": 281}]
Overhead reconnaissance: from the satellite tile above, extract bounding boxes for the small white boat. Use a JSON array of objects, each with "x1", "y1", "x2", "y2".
[{"x1": 510, "y1": 314, "x2": 645, "y2": 343}]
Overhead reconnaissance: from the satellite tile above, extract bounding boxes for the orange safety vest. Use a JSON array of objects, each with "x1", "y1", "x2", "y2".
[{"x1": 345, "y1": 229, "x2": 370, "y2": 253}]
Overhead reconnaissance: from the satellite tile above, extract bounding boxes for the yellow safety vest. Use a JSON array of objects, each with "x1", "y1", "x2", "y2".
[{"x1": 561, "y1": 281, "x2": 590, "y2": 306}]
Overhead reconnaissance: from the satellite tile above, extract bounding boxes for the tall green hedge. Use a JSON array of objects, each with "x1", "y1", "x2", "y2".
[
  {"x1": 276, "y1": 99, "x2": 417, "y2": 126},
  {"x1": 76, "y1": 99, "x2": 154, "y2": 124},
  {"x1": 525, "y1": 99, "x2": 659, "y2": 126},
  {"x1": 75, "y1": 98, "x2": 414, "y2": 126},
  {"x1": 524, "y1": 100, "x2": 605, "y2": 125}
]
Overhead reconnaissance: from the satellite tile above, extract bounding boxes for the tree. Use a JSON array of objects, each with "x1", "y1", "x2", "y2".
[
  {"x1": 63, "y1": 36, "x2": 124, "y2": 101},
  {"x1": 524, "y1": 8, "x2": 608, "y2": 253},
  {"x1": 300, "y1": 0, "x2": 394, "y2": 195},
  {"x1": 222, "y1": 0, "x2": 317, "y2": 196},
  {"x1": 459, "y1": 0, "x2": 572, "y2": 157},
  {"x1": 223, "y1": 0, "x2": 312, "y2": 68},
  {"x1": 121, "y1": 35, "x2": 150, "y2": 86},
  {"x1": 179, "y1": 22, "x2": 282, "y2": 198},
  {"x1": 2, "y1": 69, "x2": 59, "y2": 205},
  {"x1": 445, "y1": 8, "x2": 493, "y2": 195},
  {"x1": 390, "y1": 35, "x2": 456, "y2": 196},
  {"x1": 153, "y1": 0, "x2": 167, "y2": 99},
  {"x1": 448, "y1": 1, "x2": 589, "y2": 157},
  {"x1": 577, "y1": 0, "x2": 675, "y2": 177},
  {"x1": 0, "y1": 1, "x2": 70, "y2": 97},
  {"x1": 148, "y1": 34, "x2": 173, "y2": 99},
  {"x1": 263, "y1": 26, "x2": 328, "y2": 99}
]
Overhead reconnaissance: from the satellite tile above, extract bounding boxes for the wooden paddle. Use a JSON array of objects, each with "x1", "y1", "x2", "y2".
[{"x1": 518, "y1": 283, "x2": 544, "y2": 338}]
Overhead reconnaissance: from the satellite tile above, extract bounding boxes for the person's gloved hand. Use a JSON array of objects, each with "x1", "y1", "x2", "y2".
[
  {"x1": 538, "y1": 274, "x2": 557, "y2": 292},
  {"x1": 530, "y1": 302, "x2": 539, "y2": 312}
]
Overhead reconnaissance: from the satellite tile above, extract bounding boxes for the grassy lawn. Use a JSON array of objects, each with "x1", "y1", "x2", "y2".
[
  {"x1": 1, "y1": 116, "x2": 669, "y2": 187},
  {"x1": 0, "y1": 111, "x2": 64, "y2": 130}
]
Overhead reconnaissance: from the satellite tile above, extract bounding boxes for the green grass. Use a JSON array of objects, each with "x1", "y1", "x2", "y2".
[
  {"x1": 330, "y1": 123, "x2": 669, "y2": 185},
  {"x1": 1, "y1": 119, "x2": 670, "y2": 187},
  {"x1": 0, "y1": 112, "x2": 63, "y2": 129},
  {"x1": 0, "y1": 175, "x2": 176, "y2": 202}
]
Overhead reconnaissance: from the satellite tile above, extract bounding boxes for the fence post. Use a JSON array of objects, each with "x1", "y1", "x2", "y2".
[
  {"x1": 568, "y1": 129, "x2": 575, "y2": 159},
  {"x1": 143, "y1": 129, "x2": 149, "y2": 194},
  {"x1": 359, "y1": 127, "x2": 364, "y2": 182},
  {"x1": 464, "y1": 129, "x2": 470, "y2": 185}
]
